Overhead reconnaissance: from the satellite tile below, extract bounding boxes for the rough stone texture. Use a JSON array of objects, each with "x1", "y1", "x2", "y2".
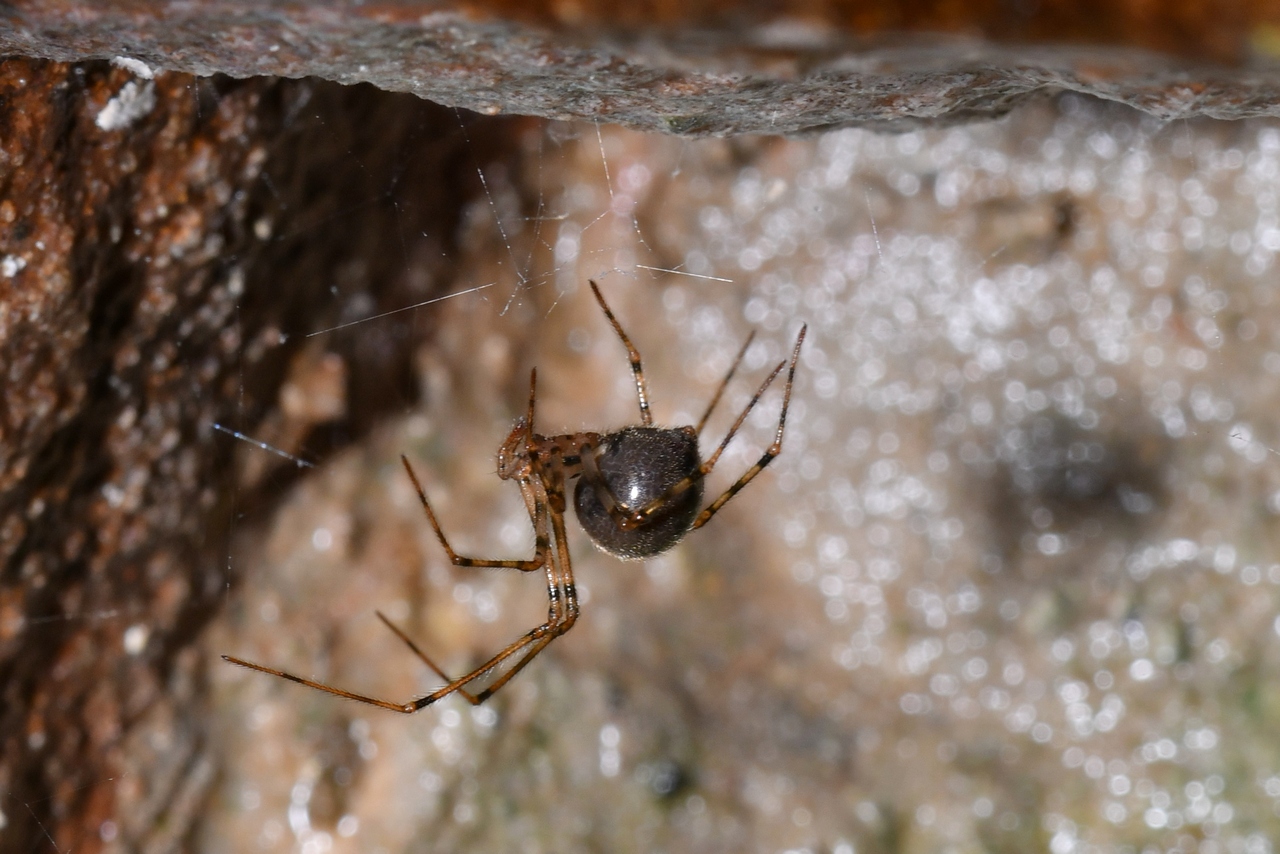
[
  {"x1": 5, "y1": 2, "x2": 1280, "y2": 136},
  {"x1": 0, "y1": 59, "x2": 516, "y2": 853}
]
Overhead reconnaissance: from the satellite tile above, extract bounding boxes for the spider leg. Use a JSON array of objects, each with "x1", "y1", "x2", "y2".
[
  {"x1": 575, "y1": 363, "x2": 779, "y2": 532},
  {"x1": 221, "y1": 655, "x2": 423, "y2": 714},
  {"x1": 462, "y1": 478, "x2": 579, "y2": 703},
  {"x1": 699, "y1": 356, "x2": 785, "y2": 476},
  {"x1": 401, "y1": 476, "x2": 578, "y2": 709},
  {"x1": 695, "y1": 330, "x2": 756, "y2": 436},
  {"x1": 393, "y1": 470, "x2": 564, "y2": 705},
  {"x1": 402, "y1": 455, "x2": 546, "y2": 571},
  {"x1": 223, "y1": 469, "x2": 569, "y2": 711},
  {"x1": 222, "y1": 456, "x2": 557, "y2": 711},
  {"x1": 576, "y1": 446, "x2": 631, "y2": 525},
  {"x1": 222, "y1": 627, "x2": 553, "y2": 713},
  {"x1": 576, "y1": 442, "x2": 681, "y2": 534},
  {"x1": 575, "y1": 325, "x2": 805, "y2": 533},
  {"x1": 589, "y1": 280, "x2": 653, "y2": 426},
  {"x1": 404, "y1": 625, "x2": 554, "y2": 709},
  {"x1": 546, "y1": 476, "x2": 580, "y2": 630},
  {"x1": 692, "y1": 323, "x2": 805, "y2": 530},
  {"x1": 375, "y1": 611, "x2": 480, "y2": 705},
  {"x1": 525, "y1": 367, "x2": 537, "y2": 434}
]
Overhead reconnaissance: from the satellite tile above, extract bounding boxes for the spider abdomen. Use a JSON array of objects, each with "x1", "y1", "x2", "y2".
[{"x1": 574, "y1": 426, "x2": 705, "y2": 560}]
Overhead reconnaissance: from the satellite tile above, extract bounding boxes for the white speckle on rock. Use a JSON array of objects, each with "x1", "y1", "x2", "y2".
[
  {"x1": 110, "y1": 56, "x2": 155, "y2": 80},
  {"x1": 1, "y1": 255, "x2": 26, "y2": 277},
  {"x1": 123, "y1": 623, "x2": 149, "y2": 655},
  {"x1": 96, "y1": 80, "x2": 157, "y2": 131}
]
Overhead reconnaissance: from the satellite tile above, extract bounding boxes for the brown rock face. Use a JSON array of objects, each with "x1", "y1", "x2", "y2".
[{"x1": 0, "y1": 59, "x2": 517, "y2": 852}]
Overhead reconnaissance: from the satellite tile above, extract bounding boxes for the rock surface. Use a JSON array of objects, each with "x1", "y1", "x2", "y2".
[
  {"x1": 5, "y1": 2, "x2": 1280, "y2": 135},
  {"x1": 0, "y1": 59, "x2": 517, "y2": 853}
]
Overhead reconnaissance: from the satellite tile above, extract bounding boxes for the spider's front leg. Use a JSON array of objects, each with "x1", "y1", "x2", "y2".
[
  {"x1": 693, "y1": 323, "x2": 806, "y2": 530},
  {"x1": 221, "y1": 457, "x2": 562, "y2": 712},
  {"x1": 401, "y1": 455, "x2": 546, "y2": 572},
  {"x1": 399, "y1": 467, "x2": 580, "y2": 708}
]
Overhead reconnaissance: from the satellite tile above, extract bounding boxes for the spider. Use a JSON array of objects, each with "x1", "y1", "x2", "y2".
[{"x1": 224, "y1": 281, "x2": 806, "y2": 712}]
